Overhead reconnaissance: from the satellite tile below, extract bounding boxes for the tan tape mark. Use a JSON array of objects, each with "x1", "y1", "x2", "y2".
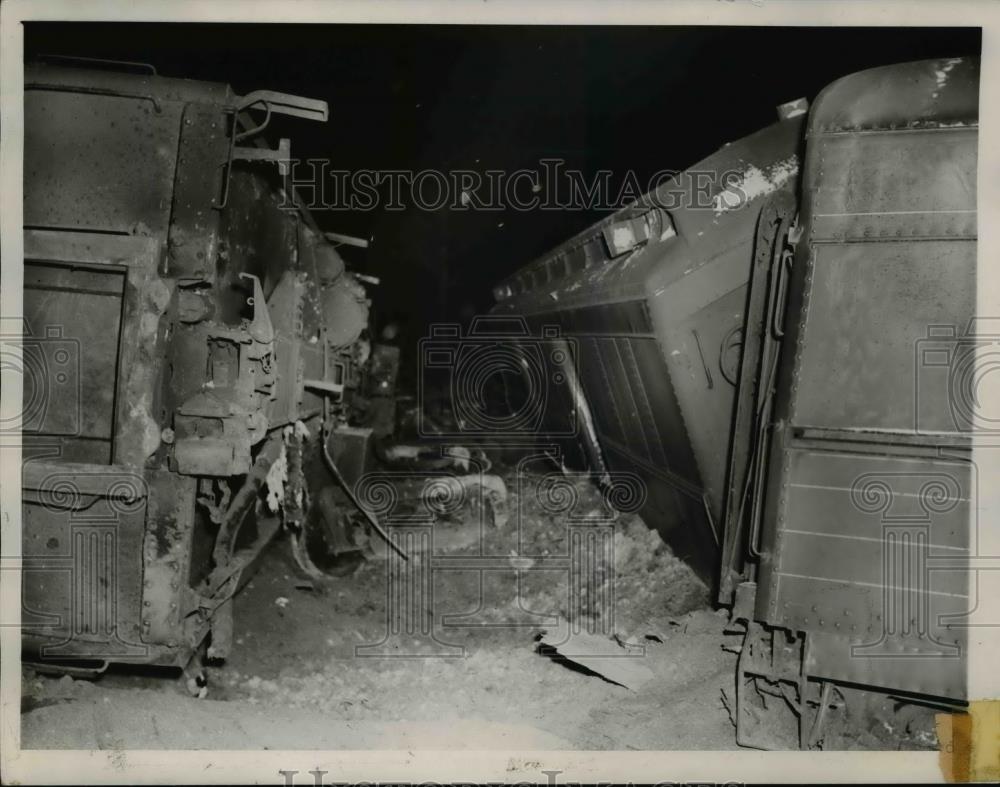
[
  {"x1": 937, "y1": 711, "x2": 970, "y2": 782},
  {"x1": 938, "y1": 701, "x2": 1000, "y2": 782},
  {"x1": 970, "y1": 700, "x2": 1000, "y2": 782}
]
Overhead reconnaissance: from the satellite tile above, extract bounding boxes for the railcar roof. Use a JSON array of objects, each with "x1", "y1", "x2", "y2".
[
  {"x1": 808, "y1": 57, "x2": 979, "y2": 134},
  {"x1": 25, "y1": 60, "x2": 236, "y2": 106}
]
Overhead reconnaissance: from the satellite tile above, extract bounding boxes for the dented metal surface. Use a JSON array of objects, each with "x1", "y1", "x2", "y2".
[{"x1": 21, "y1": 62, "x2": 373, "y2": 672}]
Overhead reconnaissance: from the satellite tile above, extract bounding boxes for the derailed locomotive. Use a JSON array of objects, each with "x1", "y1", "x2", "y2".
[
  {"x1": 492, "y1": 58, "x2": 979, "y2": 747},
  {"x1": 20, "y1": 61, "x2": 375, "y2": 682}
]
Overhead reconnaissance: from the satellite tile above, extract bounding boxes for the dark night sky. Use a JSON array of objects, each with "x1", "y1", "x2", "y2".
[{"x1": 25, "y1": 23, "x2": 981, "y2": 338}]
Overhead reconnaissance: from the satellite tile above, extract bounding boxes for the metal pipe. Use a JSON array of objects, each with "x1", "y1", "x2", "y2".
[{"x1": 322, "y1": 426, "x2": 409, "y2": 561}]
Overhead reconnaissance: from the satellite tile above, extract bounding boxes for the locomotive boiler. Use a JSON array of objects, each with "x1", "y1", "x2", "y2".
[
  {"x1": 492, "y1": 57, "x2": 979, "y2": 747},
  {"x1": 20, "y1": 60, "x2": 372, "y2": 684}
]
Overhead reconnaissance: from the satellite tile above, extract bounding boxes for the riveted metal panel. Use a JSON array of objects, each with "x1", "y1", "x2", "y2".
[
  {"x1": 21, "y1": 462, "x2": 150, "y2": 664},
  {"x1": 759, "y1": 448, "x2": 971, "y2": 699},
  {"x1": 806, "y1": 629, "x2": 965, "y2": 701},
  {"x1": 807, "y1": 57, "x2": 979, "y2": 134},
  {"x1": 166, "y1": 102, "x2": 229, "y2": 280},
  {"x1": 219, "y1": 170, "x2": 299, "y2": 296},
  {"x1": 22, "y1": 230, "x2": 168, "y2": 469},
  {"x1": 791, "y1": 240, "x2": 976, "y2": 433},
  {"x1": 21, "y1": 64, "x2": 336, "y2": 674},
  {"x1": 24, "y1": 89, "x2": 182, "y2": 234},
  {"x1": 754, "y1": 58, "x2": 978, "y2": 702},
  {"x1": 810, "y1": 129, "x2": 977, "y2": 242},
  {"x1": 22, "y1": 262, "x2": 125, "y2": 461}
]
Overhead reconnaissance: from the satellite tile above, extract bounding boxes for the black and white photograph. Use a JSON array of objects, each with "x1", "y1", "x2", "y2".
[{"x1": 1, "y1": 1, "x2": 998, "y2": 783}]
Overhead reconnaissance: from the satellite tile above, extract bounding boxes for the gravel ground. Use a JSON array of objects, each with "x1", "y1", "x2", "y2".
[{"x1": 19, "y1": 469, "x2": 940, "y2": 751}]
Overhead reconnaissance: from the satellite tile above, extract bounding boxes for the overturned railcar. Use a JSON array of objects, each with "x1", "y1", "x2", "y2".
[
  {"x1": 20, "y1": 61, "x2": 370, "y2": 679},
  {"x1": 491, "y1": 106, "x2": 805, "y2": 583},
  {"x1": 493, "y1": 57, "x2": 978, "y2": 747}
]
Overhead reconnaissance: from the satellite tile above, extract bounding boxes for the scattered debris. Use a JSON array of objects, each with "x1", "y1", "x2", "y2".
[
  {"x1": 509, "y1": 474, "x2": 710, "y2": 635},
  {"x1": 264, "y1": 447, "x2": 289, "y2": 513},
  {"x1": 380, "y1": 442, "x2": 484, "y2": 472},
  {"x1": 612, "y1": 632, "x2": 645, "y2": 654},
  {"x1": 536, "y1": 620, "x2": 655, "y2": 691}
]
